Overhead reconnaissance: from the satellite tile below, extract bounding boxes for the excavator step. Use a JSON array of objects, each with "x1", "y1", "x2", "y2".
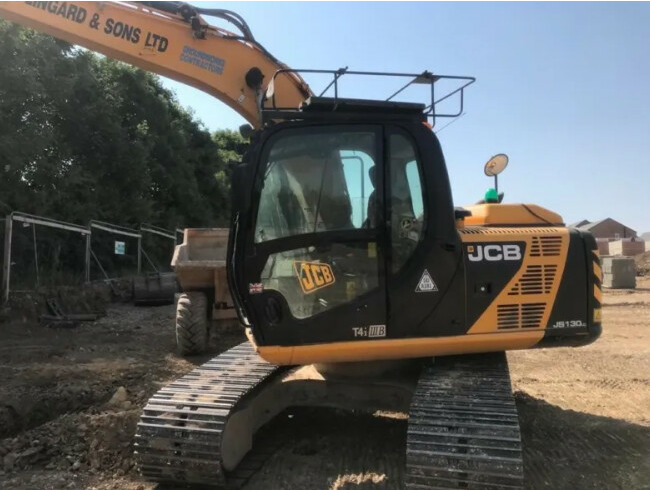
[
  {"x1": 405, "y1": 352, "x2": 524, "y2": 490},
  {"x1": 134, "y1": 342, "x2": 281, "y2": 488}
]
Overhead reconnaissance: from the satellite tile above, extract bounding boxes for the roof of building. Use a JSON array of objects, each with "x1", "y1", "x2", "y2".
[
  {"x1": 569, "y1": 219, "x2": 591, "y2": 228},
  {"x1": 577, "y1": 217, "x2": 637, "y2": 236},
  {"x1": 578, "y1": 218, "x2": 608, "y2": 231}
]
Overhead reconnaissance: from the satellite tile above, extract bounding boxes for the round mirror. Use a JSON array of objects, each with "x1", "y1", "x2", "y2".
[{"x1": 484, "y1": 153, "x2": 509, "y2": 176}]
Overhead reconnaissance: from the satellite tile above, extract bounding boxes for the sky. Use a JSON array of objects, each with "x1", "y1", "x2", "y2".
[{"x1": 161, "y1": 2, "x2": 650, "y2": 233}]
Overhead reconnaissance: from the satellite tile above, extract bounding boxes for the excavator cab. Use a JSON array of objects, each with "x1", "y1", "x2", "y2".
[
  {"x1": 228, "y1": 70, "x2": 601, "y2": 366},
  {"x1": 228, "y1": 70, "x2": 480, "y2": 363}
]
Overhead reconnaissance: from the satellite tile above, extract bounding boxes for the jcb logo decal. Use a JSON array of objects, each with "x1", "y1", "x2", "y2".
[
  {"x1": 467, "y1": 244, "x2": 522, "y2": 262},
  {"x1": 294, "y1": 261, "x2": 335, "y2": 294}
]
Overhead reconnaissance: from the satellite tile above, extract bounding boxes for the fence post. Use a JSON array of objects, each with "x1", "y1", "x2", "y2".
[
  {"x1": 32, "y1": 224, "x2": 39, "y2": 288},
  {"x1": 137, "y1": 235, "x2": 142, "y2": 275},
  {"x1": 2, "y1": 214, "x2": 12, "y2": 304},
  {"x1": 85, "y1": 224, "x2": 91, "y2": 283}
]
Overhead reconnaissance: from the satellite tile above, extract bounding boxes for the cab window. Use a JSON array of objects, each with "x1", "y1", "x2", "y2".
[
  {"x1": 389, "y1": 133, "x2": 425, "y2": 272},
  {"x1": 254, "y1": 129, "x2": 380, "y2": 319},
  {"x1": 255, "y1": 131, "x2": 377, "y2": 243}
]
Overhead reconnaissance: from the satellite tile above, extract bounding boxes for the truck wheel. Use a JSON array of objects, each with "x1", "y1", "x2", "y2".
[{"x1": 176, "y1": 292, "x2": 209, "y2": 355}]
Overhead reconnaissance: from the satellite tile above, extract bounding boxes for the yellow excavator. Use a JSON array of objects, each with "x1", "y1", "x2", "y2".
[{"x1": 0, "y1": 2, "x2": 602, "y2": 488}]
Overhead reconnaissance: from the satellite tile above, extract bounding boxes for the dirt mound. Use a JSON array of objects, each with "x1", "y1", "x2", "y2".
[
  {"x1": 634, "y1": 251, "x2": 650, "y2": 276},
  {"x1": 0, "y1": 403, "x2": 139, "y2": 475},
  {"x1": 0, "y1": 301, "x2": 245, "y2": 489},
  {"x1": 4, "y1": 285, "x2": 109, "y2": 324},
  {"x1": 0, "y1": 381, "x2": 114, "y2": 439}
]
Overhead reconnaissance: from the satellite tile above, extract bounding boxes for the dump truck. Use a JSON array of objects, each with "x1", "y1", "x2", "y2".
[{"x1": 172, "y1": 228, "x2": 237, "y2": 354}]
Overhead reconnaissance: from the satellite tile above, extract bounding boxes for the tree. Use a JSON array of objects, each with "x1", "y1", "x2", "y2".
[
  {"x1": 0, "y1": 20, "x2": 242, "y2": 230},
  {"x1": 211, "y1": 129, "x2": 248, "y2": 225}
]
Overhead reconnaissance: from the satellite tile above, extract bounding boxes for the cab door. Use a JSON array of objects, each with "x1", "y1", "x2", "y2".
[
  {"x1": 229, "y1": 124, "x2": 388, "y2": 347},
  {"x1": 384, "y1": 126, "x2": 465, "y2": 339}
]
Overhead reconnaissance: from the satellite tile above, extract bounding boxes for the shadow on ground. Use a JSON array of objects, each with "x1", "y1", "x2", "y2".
[
  {"x1": 236, "y1": 393, "x2": 649, "y2": 490},
  {"x1": 516, "y1": 392, "x2": 649, "y2": 490}
]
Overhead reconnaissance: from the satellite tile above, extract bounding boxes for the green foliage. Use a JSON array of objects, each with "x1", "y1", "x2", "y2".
[{"x1": 0, "y1": 19, "x2": 243, "y2": 230}]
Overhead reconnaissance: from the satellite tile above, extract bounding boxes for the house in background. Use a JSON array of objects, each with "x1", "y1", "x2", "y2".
[
  {"x1": 571, "y1": 218, "x2": 645, "y2": 256},
  {"x1": 575, "y1": 218, "x2": 637, "y2": 240}
]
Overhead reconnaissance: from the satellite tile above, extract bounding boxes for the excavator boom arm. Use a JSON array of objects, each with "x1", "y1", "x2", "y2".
[{"x1": 0, "y1": 1, "x2": 311, "y2": 127}]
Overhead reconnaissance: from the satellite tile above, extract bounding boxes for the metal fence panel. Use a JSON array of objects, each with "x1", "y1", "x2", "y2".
[{"x1": 2, "y1": 212, "x2": 181, "y2": 303}]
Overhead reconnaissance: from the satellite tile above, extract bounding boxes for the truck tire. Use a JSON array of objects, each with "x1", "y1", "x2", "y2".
[{"x1": 175, "y1": 292, "x2": 209, "y2": 355}]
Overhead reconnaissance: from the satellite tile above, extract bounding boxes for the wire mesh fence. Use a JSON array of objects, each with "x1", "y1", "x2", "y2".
[
  {"x1": 2, "y1": 211, "x2": 180, "y2": 303},
  {"x1": 140, "y1": 224, "x2": 176, "y2": 273},
  {"x1": 88, "y1": 221, "x2": 141, "y2": 282}
]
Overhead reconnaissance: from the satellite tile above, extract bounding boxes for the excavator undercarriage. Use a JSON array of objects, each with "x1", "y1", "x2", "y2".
[{"x1": 135, "y1": 342, "x2": 524, "y2": 489}]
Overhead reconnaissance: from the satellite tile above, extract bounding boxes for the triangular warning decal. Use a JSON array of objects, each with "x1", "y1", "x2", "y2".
[{"x1": 415, "y1": 269, "x2": 438, "y2": 293}]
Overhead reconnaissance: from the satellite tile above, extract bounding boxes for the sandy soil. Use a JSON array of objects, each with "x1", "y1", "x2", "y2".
[{"x1": 0, "y1": 280, "x2": 648, "y2": 490}]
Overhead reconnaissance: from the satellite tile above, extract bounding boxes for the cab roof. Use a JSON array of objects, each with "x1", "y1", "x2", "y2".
[{"x1": 262, "y1": 96, "x2": 427, "y2": 124}]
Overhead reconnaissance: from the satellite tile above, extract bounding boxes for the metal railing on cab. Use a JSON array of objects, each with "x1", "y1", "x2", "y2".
[{"x1": 261, "y1": 67, "x2": 475, "y2": 126}]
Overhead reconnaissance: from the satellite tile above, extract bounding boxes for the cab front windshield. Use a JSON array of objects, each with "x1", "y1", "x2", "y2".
[{"x1": 255, "y1": 130, "x2": 376, "y2": 243}]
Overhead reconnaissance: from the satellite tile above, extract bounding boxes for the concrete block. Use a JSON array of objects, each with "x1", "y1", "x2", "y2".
[{"x1": 602, "y1": 256, "x2": 636, "y2": 289}]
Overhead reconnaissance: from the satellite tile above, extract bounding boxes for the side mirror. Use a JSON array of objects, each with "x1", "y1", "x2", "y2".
[
  {"x1": 483, "y1": 154, "x2": 508, "y2": 177},
  {"x1": 483, "y1": 153, "x2": 509, "y2": 196}
]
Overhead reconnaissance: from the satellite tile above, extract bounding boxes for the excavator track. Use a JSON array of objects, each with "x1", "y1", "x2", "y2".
[
  {"x1": 405, "y1": 352, "x2": 524, "y2": 490},
  {"x1": 134, "y1": 342, "x2": 281, "y2": 488}
]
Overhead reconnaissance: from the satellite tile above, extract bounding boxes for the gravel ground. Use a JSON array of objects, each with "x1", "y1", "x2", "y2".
[{"x1": 0, "y1": 279, "x2": 648, "y2": 490}]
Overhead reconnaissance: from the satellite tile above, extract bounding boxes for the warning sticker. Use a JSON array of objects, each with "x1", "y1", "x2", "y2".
[{"x1": 415, "y1": 269, "x2": 438, "y2": 293}]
